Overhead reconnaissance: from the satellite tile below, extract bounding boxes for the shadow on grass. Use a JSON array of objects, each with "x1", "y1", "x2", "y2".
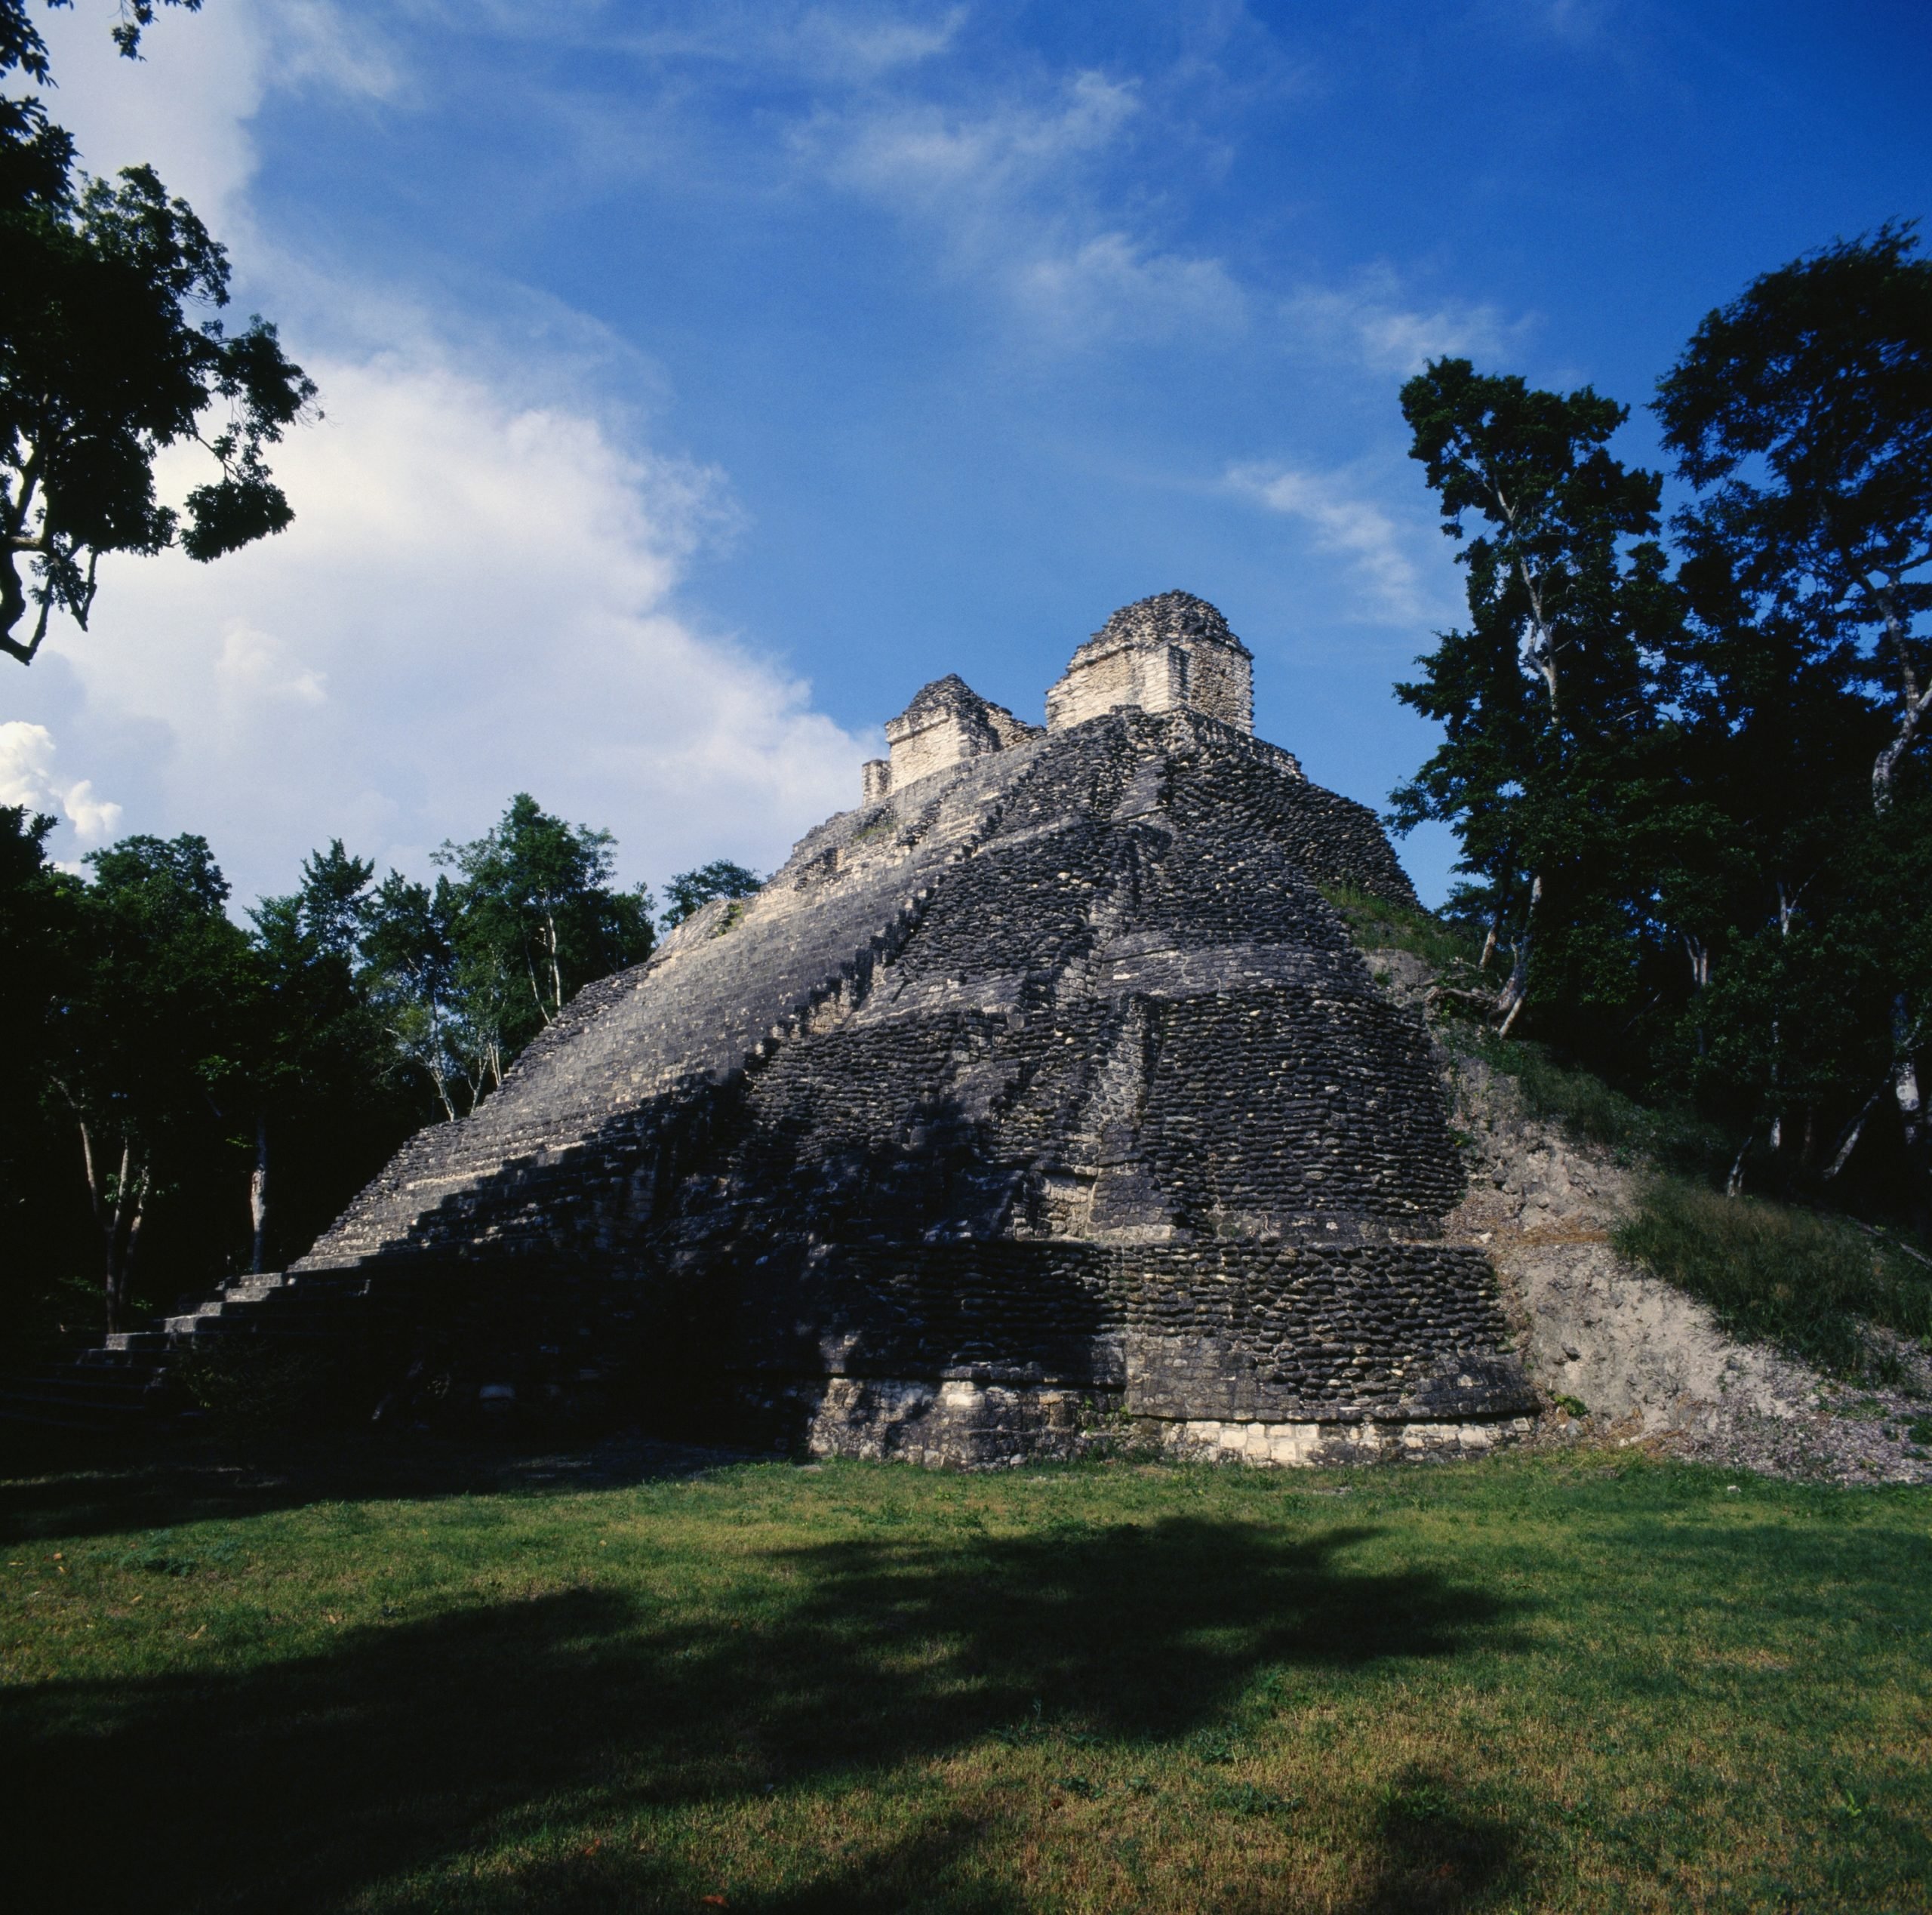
[
  {"x1": 2, "y1": 1515, "x2": 1526, "y2": 1913},
  {"x1": 0, "y1": 1426, "x2": 755, "y2": 1547}
]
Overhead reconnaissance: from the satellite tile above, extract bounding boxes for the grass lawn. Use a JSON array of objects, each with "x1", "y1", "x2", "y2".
[{"x1": 3, "y1": 1441, "x2": 1929, "y2": 1913}]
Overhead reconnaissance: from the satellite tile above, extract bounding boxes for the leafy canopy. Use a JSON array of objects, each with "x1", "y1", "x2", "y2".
[
  {"x1": 1656, "y1": 223, "x2": 1932, "y2": 812},
  {"x1": 1, "y1": 0, "x2": 315, "y2": 663},
  {"x1": 1392, "y1": 357, "x2": 1672, "y2": 1032},
  {"x1": 660, "y1": 858, "x2": 761, "y2": 930}
]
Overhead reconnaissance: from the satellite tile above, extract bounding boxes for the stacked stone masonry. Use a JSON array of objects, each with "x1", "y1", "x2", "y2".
[
  {"x1": 1047, "y1": 590, "x2": 1255, "y2": 734},
  {"x1": 293, "y1": 592, "x2": 1534, "y2": 1464}
]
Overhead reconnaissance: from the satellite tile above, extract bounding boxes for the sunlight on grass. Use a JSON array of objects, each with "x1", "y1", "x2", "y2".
[{"x1": 4, "y1": 1449, "x2": 1930, "y2": 1912}]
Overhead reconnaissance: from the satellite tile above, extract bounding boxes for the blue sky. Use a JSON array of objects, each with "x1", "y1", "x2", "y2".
[{"x1": 5, "y1": 0, "x2": 1927, "y2": 907}]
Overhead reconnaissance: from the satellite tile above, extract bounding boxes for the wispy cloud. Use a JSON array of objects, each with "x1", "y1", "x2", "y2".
[
  {"x1": 614, "y1": 2, "x2": 966, "y2": 82},
  {"x1": 817, "y1": 69, "x2": 1140, "y2": 202},
  {"x1": 1228, "y1": 463, "x2": 1444, "y2": 624},
  {"x1": 1283, "y1": 267, "x2": 1532, "y2": 374},
  {"x1": 1476, "y1": 0, "x2": 1620, "y2": 45},
  {"x1": 1017, "y1": 232, "x2": 1243, "y2": 338},
  {"x1": 808, "y1": 71, "x2": 1244, "y2": 340},
  {"x1": 271, "y1": 0, "x2": 403, "y2": 102}
]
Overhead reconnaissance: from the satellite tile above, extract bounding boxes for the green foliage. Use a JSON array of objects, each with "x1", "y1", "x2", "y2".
[
  {"x1": 1645, "y1": 226, "x2": 1932, "y2": 1208},
  {"x1": 660, "y1": 857, "x2": 761, "y2": 931},
  {"x1": 47, "y1": 831, "x2": 258, "y2": 1325},
  {"x1": 1656, "y1": 223, "x2": 1932, "y2": 768},
  {"x1": 1614, "y1": 1176, "x2": 1932, "y2": 1380},
  {"x1": 1392, "y1": 356, "x2": 1675, "y2": 1034},
  {"x1": 1316, "y1": 882, "x2": 1480, "y2": 974},
  {"x1": 0, "y1": 1, "x2": 312, "y2": 664},
  {"x1": 242, "y1": 843, "x2": 420, "y2": 1268},
  {"x1": 2, "y1": 790, "x2": 681, "y2": 1339},
  {"x1": 1391, "y1": 231, "x2": 1932, "y2": 1220},
  {"x1": 5, "y1": 1452, "x2": 1930, "y2": 1910},
  {"x1": 428, "y1": 793, "x2": 655, "y2": 1077}
]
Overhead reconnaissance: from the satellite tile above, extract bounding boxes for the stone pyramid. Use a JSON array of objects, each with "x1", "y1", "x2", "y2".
[{"x1": 293, "y1": 590, "x2": 1534, "y2": 1464}]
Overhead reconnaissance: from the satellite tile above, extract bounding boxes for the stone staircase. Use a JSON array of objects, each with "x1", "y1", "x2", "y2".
[{"x1": 0, "y1": 1270, "x2": 383, "y2": 1436}]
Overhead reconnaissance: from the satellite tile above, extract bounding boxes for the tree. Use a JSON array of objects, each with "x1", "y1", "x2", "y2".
[
  {"x1": 50, "y1": 833, "x2": 251, "y2": 1329},
  {"x1": 1392, "y1": 358, "x2": 1673, "y2": 1036},
  {"x1": 660, "y1": 858, "x2": 761, "y2": 931},
  {"x1": 1657, "y1": 225, "x2": 1932, "y2": 1199},
  {"x1": 2, "y1": 0, "x2": 315, "y2": 663},
  {"x1": 360, "y1": 871, "x2": 478, "y2": 1122},
  {"x1": 244, "y1": 842, "x2": 408, "y2": 1272},
  {"x1": 432, "y1": 795, "x2": 655, "y2": 1072}
]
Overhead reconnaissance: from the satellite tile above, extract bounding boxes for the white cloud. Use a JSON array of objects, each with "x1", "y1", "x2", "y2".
[
  {"x1": 1228, "y1": 464, "x2": 1442, "y2": 625},
  {"x1": 820, "y1": 69, "x2": 1139, "y2": 202},
  {"x1": 808, "y1": 71, "x2": 1245, "y2": 340},
  {"x1": 11, "y1": 0, "x2": 872, "y2": 904},
  {"x1": 1016, "y1": 231, "x2": 1244, "y2": 339},
  {"x1": 9, "y1": 345, "x2": 872, "y2": 904},
  {"x1": 269, "y1": 1, "x2": 402, "y2": 102},
  {"x1": 217, "y1": 622, "x2": 329, "y2": 707},
  {"x1": 35, "y1": 0, "x2": 399, "y2": 242},
  {"x1": 35, "y1": 0, "x2": 266, "y2": 223},
  {"x1": 786, "y1": 4, "x2": 968, "y2": 81},
  {"x1": 1283, "y1": 269, "x2": 1531, "y2": 374},
  {"x1": 0, "y1": 722, "x2": 124, "y2": 845}
]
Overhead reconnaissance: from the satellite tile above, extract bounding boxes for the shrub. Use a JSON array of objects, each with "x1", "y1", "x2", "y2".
[
  {"x1": 1614, "y1": 1177, "x2": 1932, "y2": 1381},
  {"x1": 171, "y1": 1340, "x2": 346, "y2": 1437}
]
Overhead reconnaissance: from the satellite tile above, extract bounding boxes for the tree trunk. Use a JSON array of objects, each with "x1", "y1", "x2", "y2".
[
  {"x1": 249, "y1": 1110, "x2": 270, "y2": 1273},
  {"x1": 1496, "y1": 875, "x2": 1541, "y2": 1037},
  {"x1": 121, "y1": 1169, "x2": 149, "y2": 1324},
  {"x1": 1825, "y1": 1080, "x2": 1890, "y2": 1180},
  {"x1": 100, "y1": 1145, "x2": 148, "y2": 1336},
  {"x1": 103, "y1": 1139, "x2": 131, "y2": 1334},
  {"x1": 1726, "y1": 1132, "x2": 1752, "y2": 1199},
  {"x1": 1869, "y1": 581, "x2": 1929, "y2": 816},
  {"x1": 1895, "y1": 995, "x2": 1927, "y2": 1223}
]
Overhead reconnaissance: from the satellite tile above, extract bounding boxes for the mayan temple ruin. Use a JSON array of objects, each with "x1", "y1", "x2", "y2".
[{"x1": 94, "y1": 590, "x2": 1540, "y2": 1464}]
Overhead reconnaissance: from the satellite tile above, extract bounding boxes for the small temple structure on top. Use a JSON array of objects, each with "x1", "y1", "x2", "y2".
[{"x1": 860, "y1": 589, "x2": 1263, "y2": 803}]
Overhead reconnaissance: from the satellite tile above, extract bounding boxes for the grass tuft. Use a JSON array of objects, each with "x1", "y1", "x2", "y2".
[
  {"x1": 1317, "y1": 882, "x2": 1482, "y2": 974},
  {"x1": 1614, "y1": 1175, "x2": 1932, "y2": 1381},
  {"x1": 1460, "y1": 1032, "x2": 1726, "y2": 1175}
]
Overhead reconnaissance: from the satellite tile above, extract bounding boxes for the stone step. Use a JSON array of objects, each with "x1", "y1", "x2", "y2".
[
  {"x1": 164, "y1": 1298, "x2": 377, "y2": 1337},
  {"x1": 0, "y1": 1263, "x2": 396, "y2": 1433},
  {"x1": 218, "y1": 1276, "x2": 291, "y2": 1302},
  {"x1": 77, "y1": 1345, "x2": 168, "y2": 1372},
  {"x1": 164, "y1": 1316, "x2": 350, "y2": 1344},
  {"x1": 5, "y1": 1364, "x2": 157, "y2": 1399},
  {"x1": 0, "y1": 1369, "x2": 158, "y2": 1428}
]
